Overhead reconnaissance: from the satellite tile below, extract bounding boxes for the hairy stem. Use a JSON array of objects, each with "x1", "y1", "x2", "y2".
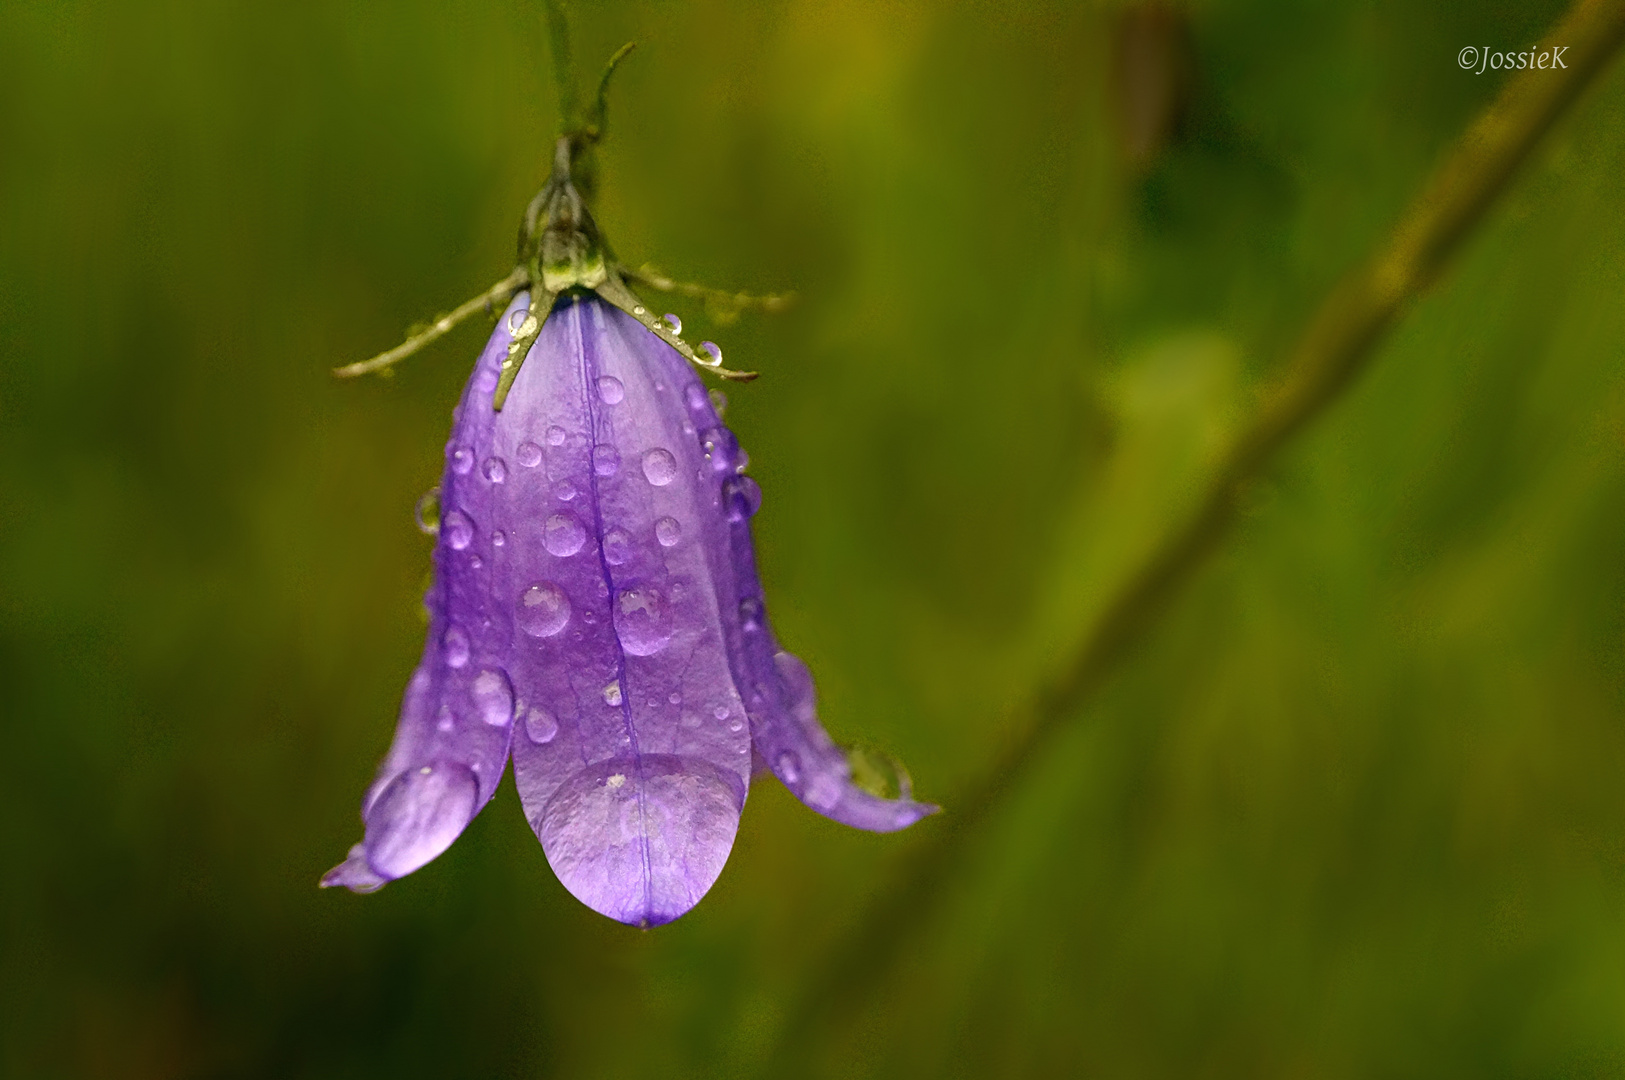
[{"x1": 759, "y1": 0, "x2": 1625, "y2": 1069}]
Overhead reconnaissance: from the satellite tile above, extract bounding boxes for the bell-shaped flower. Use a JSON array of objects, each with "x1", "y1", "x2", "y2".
[{"x1": 324, "y1": 115, "x2": 934, "y2": 925}]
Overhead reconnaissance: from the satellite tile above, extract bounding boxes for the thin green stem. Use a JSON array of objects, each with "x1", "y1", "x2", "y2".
[
  {"x1": 757, "y1": 0, "x2": 1625, "y2": 1070},
  {"x1": 545, "y1": 0, "x2": 580, "y2": 129}
]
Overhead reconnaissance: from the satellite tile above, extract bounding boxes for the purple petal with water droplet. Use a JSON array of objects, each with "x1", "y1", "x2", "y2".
[
  {"x1": 494, "y1": 296, "x2": 751, "y2": 926},
  {"x1": 327, "y1": 292, "x2": 932, "y2": 921},
  {"x1": 323, "y1": 297, "x2": 526, "y2": 892}
]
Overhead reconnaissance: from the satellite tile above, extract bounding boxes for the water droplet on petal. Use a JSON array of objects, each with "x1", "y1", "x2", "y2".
[
  {"x1": 602, "y1": 681, "x2": 623, "y2": 707},
  {"x1": 543, "y1": 512, "x2": 586, "y2": 557},
  {"x1": 507, "y1": 308, "x2": 531, "y2": 334},
  {"x1": 517, "y1": 441, "x2": 543, "y2": 468},
  {"x1": 553, "y1": 479, "x2": 577, "y2": 502},
  {"x1": 492, "y1": 530, "x2": 505, "y2": 547},
  {"x1": 483, "y1": 457, "x2": 508, "y2": 484},
  {"x1": 602, "y1": 527, "x2": 632, "y2": 566},
  {"x1": 669, "y1": 692, "x2": 682, "y2": 705},
  {"x1": 450, "y1": 446, "x2": 474, "y2": 475},
  {"x1": 443, "y1": 625, "x2": 470, "y2": 668},
  {"x1": 699, "y1": 341, "x2": 722, "y2": 366},
  {"x1": 593, "y1": 445, "x2": 620, "y2": 476},
  {"x1": 517, "y1": 582, "x2": 571, "y2": 637},
  {"x1": 739, "y1": 597, "x2": 763, "y2": 631},
  {"x1": 443, "y1": 510, "x2": 474, "y2": 550},
  {"x1": 642, "y1": 448, "x2": 677, "y2": 486},
  {"x1": 363, "y1": 762, "x2": 478, "y2": 879},
  {"x1": 685, "y1": 384, "x2": 709, "y2": 414},
  {"x1": 714, "y1": 705, "x2": 731, "y2": 721},
  {"x1": 728, "y1": 718, "x2": 744, "y2": 733},
  {"x1": 723, "y1": 476, "x2": 762, "y2": 522},
  {"x1": 614, "y1": 586, "x2": 673, "y2": 656},
  {"x1": 655, "y1": 517, "x2": 682, "y2": 547},
  {"x1": 776, "y1": 750, "x2": 802, "y2": 785},
  {"x1": 471, "y1": 669, "x2": 513, "y2": 726},
  {"x1": 414, "y1": 487, "x2": 441, "y2": 535},
  {"x1": 469, "y1": 554, "x2": 482, "y2": 569},
  {"x1": 597, "y1": 375, "x2": 625, "y2": 404},
  {"x1": 663, "y1": 313, "x2": 683, "y2": 334},
  {"x1": 701, "y1": 427, "x2": 739, "y2": 473},
  {"x1": 524, "y1": 706, "x2": 558, "y2": 744}
]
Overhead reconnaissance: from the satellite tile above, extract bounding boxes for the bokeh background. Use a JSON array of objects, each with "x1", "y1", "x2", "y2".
[{"x1": 4, "y1": 0, "x2": 1625, "y2": 1076}]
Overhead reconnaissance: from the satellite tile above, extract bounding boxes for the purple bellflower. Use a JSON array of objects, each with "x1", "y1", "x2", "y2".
[{"x1": 324, "y1": 49, "x2": 935, "y2": 926}]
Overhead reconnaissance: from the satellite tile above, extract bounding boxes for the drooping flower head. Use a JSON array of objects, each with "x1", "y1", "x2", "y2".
[{"x1": 325, "y1": 37, "x2": 934, "y2": 926}]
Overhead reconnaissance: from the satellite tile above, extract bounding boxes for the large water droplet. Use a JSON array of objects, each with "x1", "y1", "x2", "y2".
[
  {"x1": 602, "y1": 527, "x2": 632, "y2": 566},
  {"x1": 483, "y1": 457, "x2": 508, "y2": 484},
  {"x1": 543, "y1": 513, "x2": 586, "y2": 557},
  {"x1": 443, "y1": 510, "x2": 474, "y2": 550},
  {"x1": 655, "y1": 516, "x2": 682, "y2": 547},
  {"x1": 507, "y1": 308, "x2": 532, "y2": 334},
  {"x1": 443, "y1": 625, "x2": 470, "y2": 668},
  {"x1": 449, "y1": 446, "x2": 474, "y2": 475},
  {"x1": 775, "y1": 750, "x2": 802, "y2": 786},
  {"x1": 722, "y1": 476, "x2": 762, "y2": 522},
  {"x1": 663, "y1": 313, "x2": 683, "y2": 334},
  {"x1": 471, "y1": 669, "x2": 513, "y2": 727},
  {"x1": 593, "y1": 445, "x2": 620, "y2": 476},
  {"x1": 524, "y1": 706, "x2": 558, "y2": 744},
  {"x1": 597, "y1": 375, "x2": 625, "y2": 404},
  {"x1": 517, "y1": 582, "x2": 571, "y2": 637},
  {"x1": 602, "y1": 681, "x2": 623, "y2": 707},
  {"x1": 363, "y1": 762, "x2": 478, "y2": 879},
  {"x1": 546, "y1": 426, "x2": 567, "y2": 447},
  {"x1": 414, "y1": 487, "x2": 441, "y2": 535},
  {"x1": 614, "y1": 586, "x2": 673, "y2": 656},
  {"x1": 642, "y1": 448, "x2": 678, "y2": 486},
  {"x1": 699, "y1": 341, "x2": 723, "y2": 366},
  {"x1": 516, "y1": 441, "x2": 543, "y2": 468}
]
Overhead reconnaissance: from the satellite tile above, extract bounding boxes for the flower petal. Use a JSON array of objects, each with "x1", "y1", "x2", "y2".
[
  {"x1": 322, "y1": 303, "x2": 526, "y2": 891},
  {"x1": 686, "y1": 404, "x2": 941, "y2": 833},
  {"x1": 491, "y1": 296, "x2": 752, "y2": 926}
]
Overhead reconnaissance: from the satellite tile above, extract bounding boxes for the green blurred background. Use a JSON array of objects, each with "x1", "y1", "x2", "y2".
[{"x1": 4, "y1": 0, "x2": 1625, "y2": 1076}]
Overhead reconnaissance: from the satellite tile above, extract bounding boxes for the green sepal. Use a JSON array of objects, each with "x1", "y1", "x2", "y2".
[
  {"x1": 595, "y1": 271, "x2": 759, "y2": 382},
  {"x1": 493, "y1": 286, "x2": 556, "y2": 412}
]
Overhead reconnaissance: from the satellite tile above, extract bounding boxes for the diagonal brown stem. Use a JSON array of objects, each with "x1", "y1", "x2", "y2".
[{"x1": 758, "y1": 0, "x2": 1625, "y2": 1071}]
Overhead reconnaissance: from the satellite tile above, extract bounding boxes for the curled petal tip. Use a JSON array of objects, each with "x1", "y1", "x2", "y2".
[{"x1": 321, "y1": 843, "x2": 390, "y2": 893}]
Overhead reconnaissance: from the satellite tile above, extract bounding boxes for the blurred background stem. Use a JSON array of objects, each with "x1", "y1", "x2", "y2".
[{"x1": 759, "y1": 0, "x2": 1625, "y2": 1070}]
